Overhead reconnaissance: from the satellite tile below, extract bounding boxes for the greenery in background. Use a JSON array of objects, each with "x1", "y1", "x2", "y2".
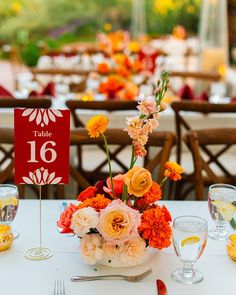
[{"x1": 0, "y1": 0, "x2": 200, "y2": 66}]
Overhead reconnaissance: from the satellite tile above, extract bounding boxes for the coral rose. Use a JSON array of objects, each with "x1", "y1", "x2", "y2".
[
  {"x1": 98, "y1": 199, "x2": 141, "y2": 245},
  {"x1": 124, "y1": 166, "x2": 152, "y2": 197},
  {"x1": 57, "y1": 203, "x2": 78, "y2": 233},
  {"x1": 103, "y1": 174, "x2": 125, "y2": 196},
  {"x1": 164, "y1": 161, "x2": 184, "y2": 181}
]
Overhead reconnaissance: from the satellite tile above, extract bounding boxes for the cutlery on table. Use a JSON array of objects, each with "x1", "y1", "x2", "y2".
[
  {"x1": 54, "y1": 280, "x2": 65, "y2": 295},
  {"x1": 156, "y1": 279, "x2": 168, "y2": 295},
  {"x1": 71, "y1": 268, "x2": 152, "y2": 282}
]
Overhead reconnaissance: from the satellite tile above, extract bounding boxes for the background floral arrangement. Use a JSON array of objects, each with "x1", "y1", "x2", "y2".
[{"x1": 57, "y1": 71, "x2": 184, "y2": 267}]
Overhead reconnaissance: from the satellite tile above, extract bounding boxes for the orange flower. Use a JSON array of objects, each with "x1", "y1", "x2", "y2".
[
  {"x1": 98, "y1": 75, "x2": 125, "y2": 98},
  {"x1": 164, "y1": 161, "x2": 184, "y2": 181},
  {"x1": 132, "y1": 60, "x2": 143, "y2": 73},
  {"x1": 138, "y1": 206, "x2": 172, "y2": 250},
  {"x1": 124, "y1": 166, "x2": 152, "y2": 197},
  {"x1": 86, "y1": 115, "x2": 109, "y2": 138},
  {"x1": 97, "y1": 62, "x2": 110, "y2": 74},
  {"x1": 143, "y1": 181, "x2": 162, "y2": 204},
  {"x1": 115, "y1": 65, "x2": 130, "y2": 78},
  {"x1": 78, "y1": 194, "x2": 111, "y2": 211},
  {"x1": 57, "y1": 203, "x2": 78, "y2": 233},
  {"x1": 77, "y1": 186, "x2": 96, "y2": 202}
]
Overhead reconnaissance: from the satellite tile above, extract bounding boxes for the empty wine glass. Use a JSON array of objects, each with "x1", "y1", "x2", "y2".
[
  {"x1": 172, "y1": 215, "x2": 208, "y2": 284},
  {"x1": 208, "y1": 184, "x2": 236, "y2": 241},
  {"x1": 0, "y1": 184, "x2": 19, "y2": 239}
]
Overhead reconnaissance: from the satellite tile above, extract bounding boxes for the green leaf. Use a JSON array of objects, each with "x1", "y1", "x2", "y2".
[{"x1": 230, "y1": 218, "x2": 236, "y2": 230}]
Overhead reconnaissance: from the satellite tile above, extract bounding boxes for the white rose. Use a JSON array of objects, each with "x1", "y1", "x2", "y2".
[{"x1": 71, "y1": 207, "x2": 99, "y2": 236}]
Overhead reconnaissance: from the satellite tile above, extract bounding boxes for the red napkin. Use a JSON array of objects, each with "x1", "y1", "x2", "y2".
[
  {"x1": 178, "y1": 84, "x2": 195, "y2": 100},
  {"x1": 0, "y1": 85, "x2": 14, "y2": 98},
  {"x1": 198, "y1": 91, "x2": 209, "y2": 102},
  {"x1": 231, "y1": 96, "x2": 236, "y2": 103},
  {"x1": 40, "y1": 81, "x2": 56, "y2": 97},
  {"x1": 28, "y1": 82, "x2": 56, "y2": 98}
]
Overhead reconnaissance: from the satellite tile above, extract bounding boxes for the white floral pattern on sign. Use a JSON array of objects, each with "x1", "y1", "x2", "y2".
[
  {"x1": 22, "y1": 167, "x2": 62, "y2": 185},
  {"x1": 22, "y1": 109, "x2": 63, "y2": 127}
]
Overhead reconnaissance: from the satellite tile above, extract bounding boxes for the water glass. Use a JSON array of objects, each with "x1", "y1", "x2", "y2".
[
  {"x1": 0, "y1": 184, "x2": 19, "y2": 238},
  {"x1": 172, "y1": 215, "x2": 208, "y2": 284},
  {"x1": 208, "y1": 184, "x2": 236, "y2": 241}
]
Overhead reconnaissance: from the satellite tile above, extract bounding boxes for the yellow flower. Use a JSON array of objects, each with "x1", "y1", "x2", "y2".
[
  {"x1": 103, "y1": 23, "x2": 112, "y2": 32},
  {"x1": 86, "y1": 115, "x2": 109, "y2": 138},
  {"x1": 124, "y1": 166, "x2": 152, "y2": 197},
  {"x1": 11, "y1": 2, "x2": 23, "y2": 14}
]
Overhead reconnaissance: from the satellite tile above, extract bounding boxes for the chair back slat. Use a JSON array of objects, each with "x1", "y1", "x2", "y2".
[{"x1": 184, "y1": 128, "x2": 236, "y2": 200}]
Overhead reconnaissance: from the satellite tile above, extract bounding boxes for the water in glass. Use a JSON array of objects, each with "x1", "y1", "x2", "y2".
[
  {"x1": 0, "y1": 185, "x2": 19, "y2": 238},
  {"x1": 208, "y1": 184, "x2": 236, "y2": 241},
  {"x1": 172, "y1": 215, "x2": 208, "y2": 284}
]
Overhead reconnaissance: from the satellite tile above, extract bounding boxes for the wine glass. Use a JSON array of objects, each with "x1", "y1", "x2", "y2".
[
  {"x1": 171, "y1": 215, "x2": 208, "y2": 284},
  {"x1": 208, "y1": 184, "x2": 236, "y2": 241},
  {"x1": 0, "y1": 184, "x2": 19, "y2": 239}
]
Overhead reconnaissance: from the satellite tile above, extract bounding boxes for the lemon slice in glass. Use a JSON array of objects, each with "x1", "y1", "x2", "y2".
[
  {"x1": 181, "y1": 236, "x2": 200, "y2": 247},
  {"x1": 211, "y1": 200, "x2": 236, "y2": 222}
]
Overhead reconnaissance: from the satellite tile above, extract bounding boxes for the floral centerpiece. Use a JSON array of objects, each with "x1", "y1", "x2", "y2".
[{"x1": 57, "y1": 71, "x2": 184, "y2": 267}]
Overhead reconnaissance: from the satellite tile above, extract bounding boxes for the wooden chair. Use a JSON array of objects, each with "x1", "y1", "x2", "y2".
[
  {"x1": 66, "y1": 100, "x2": 139, "y2": 176},
  {"x1": 184, "y1": 128, "x2": 236, "y2": 200},
  {"x1": 55, "y1": 128, "x2": 176, "y2": 199},
  {"x1": 171, "y1": 100, "x2": 236, "y2": 199},
  {"x1": 171, "y1": 71, "x2": 221, "y2": 82},
  {"x1": 0, "y1": 97, "x2": 52, "y2": 109},
  {"x1": 66, "y1": 100, "x2": 138, "y2": 127}
]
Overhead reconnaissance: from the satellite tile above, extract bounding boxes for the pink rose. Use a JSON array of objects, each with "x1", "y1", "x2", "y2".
[{"x1": 97, "y1": 199, "x2": 141, "y2": 245}]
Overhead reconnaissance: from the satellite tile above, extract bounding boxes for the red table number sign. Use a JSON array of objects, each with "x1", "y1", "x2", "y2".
[{"x1": 14, "y1": 109, "x2": 70, "y2": 185}]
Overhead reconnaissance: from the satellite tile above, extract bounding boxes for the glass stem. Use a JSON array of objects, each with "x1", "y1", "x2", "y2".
[{"x1": 182, "y1": 262, "x2": 195, "y2": 279}]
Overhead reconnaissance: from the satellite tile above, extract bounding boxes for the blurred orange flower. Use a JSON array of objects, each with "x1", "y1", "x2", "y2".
[
  {"x1": 97, "y1": 62, "x2": 110, "y2": 75},
  {"x1": 164, "y1": 161, "x2": 184, "y2": 181},
  {"x1": 98, "y1": 75, "x2": 125, "y2": 98},
  {"x1": 86, "y1": 115, "x2": 109, "y2": 138}
]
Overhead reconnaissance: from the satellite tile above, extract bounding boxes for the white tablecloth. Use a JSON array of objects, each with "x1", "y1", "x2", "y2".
[{"x1": 1, "y1": 200, "x2": 235, "y2": 295}]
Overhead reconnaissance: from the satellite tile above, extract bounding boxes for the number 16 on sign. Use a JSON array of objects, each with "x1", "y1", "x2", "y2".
[{"x1": 14, "y1": 108, "x2": 70, "y2": 260}]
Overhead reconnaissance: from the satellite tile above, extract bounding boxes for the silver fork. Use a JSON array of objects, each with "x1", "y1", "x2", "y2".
[
  {"x1": 71, "y1": 268, "x2": 152, "y2": 283},
  {"x1": 54, "y1": 280, "x2": 65, "y2": 295}
]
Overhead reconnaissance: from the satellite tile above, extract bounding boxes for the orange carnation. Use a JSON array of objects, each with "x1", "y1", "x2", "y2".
[
  {"x1": 138, "y1": 206, "x2": 172, "y2": 250},
  {"x1": 164, "y1": 161, "x2": 184, "y2": 181},
  {"x1": 86, "y1": 115, "x2": 109, "y2": 138},
  {"x1": 77, "y1": 186, "x2": 96, "y2": 202},
  {"x1": 77, "y1": 194, "x2": 111, "y2": 211},
  {"x1": 143, "y1": 181, "x2": 162, "y2": 204}
]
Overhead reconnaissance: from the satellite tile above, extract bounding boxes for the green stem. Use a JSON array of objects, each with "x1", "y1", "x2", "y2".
[
  {"x1": 130, "y1": 144, "x2": 135, "y2": 169},
  {"x1": 122, "y1": 184, "x2": 128, "y2": 202},
  {"x1": 102, "y1": 133, "x2": 115, "y2": 197},
  {"x1": 159, "y1": 176, "x2": 168, "y2": 188}
]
